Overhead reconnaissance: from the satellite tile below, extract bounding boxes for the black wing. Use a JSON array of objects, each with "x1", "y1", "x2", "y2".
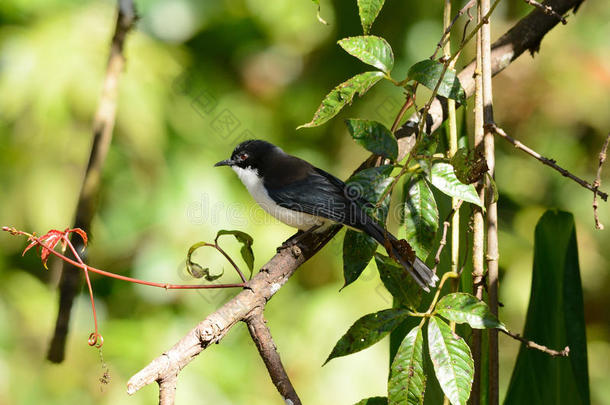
[{"x1": 265, "y1": 168, "x2": 355, "y2": 224}]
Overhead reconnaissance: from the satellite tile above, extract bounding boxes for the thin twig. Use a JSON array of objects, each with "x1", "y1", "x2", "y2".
[
  {"x1": 593, "y1": 133, "x2": 610, "y2": 229},
  {"x1": 433, "y1": 200, "x2": 464, "y2": 271},
  {"x1": 522, "y1": 0, "x2": 568, "y2": 24},
  {"x1": 487, "y1": 123, "x2": 608, "y2": 201},
  {"x1": 49, "y1": 0, "x2": 137, "y2": 363},
  {"x1": 501, "y1": 329, "x2": 570, "y2": 357},
  {"x1": 432, "y1": 0, "x2": 477, "y2": 60},
  {"x1": 245, "y1": 308, "x2": 301, "y2": 405}
]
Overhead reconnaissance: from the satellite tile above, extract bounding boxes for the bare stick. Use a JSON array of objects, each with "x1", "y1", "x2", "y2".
[
  {"x1": 522, "y1": 0, "x2": 568, "y2": 24},
  {"x1": 48, "y1": 0, "x2": 137, "y2": 363},
  {"x1": 486, "y1": 123, "x2": 608, "y2": 201},
  {"x1": 433, "y1": 200, "x2": 464, "y2": 271},
  {"x1": 478, "y1": 0, "x2": 500, "y2": 401},
  {"x1": 245, "y1": 308, "x2": 301, "y2": 405},
  {"x1": 470, "y1": 8, "x2": 486, "y2": 403},
  {"x1": 501, "y1": 329, "x2": 570, "y2": 357},
  {"x1": 593, "y1": 133, "x2": 610, "y2": 229}
]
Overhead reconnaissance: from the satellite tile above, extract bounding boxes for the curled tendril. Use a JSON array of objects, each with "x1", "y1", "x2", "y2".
[{"x1": 88, "y1": 332, "x2": 104, "y2": 348}]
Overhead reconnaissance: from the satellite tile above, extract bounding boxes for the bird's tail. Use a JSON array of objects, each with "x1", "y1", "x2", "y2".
[{"x1": 362, "y1": 221, "x2": 438, "y2": 292}]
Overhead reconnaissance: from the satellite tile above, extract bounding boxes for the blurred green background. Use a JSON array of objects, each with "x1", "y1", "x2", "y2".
[{"x1": 0, "y1": 0, "x2": 608, "y2": 404}]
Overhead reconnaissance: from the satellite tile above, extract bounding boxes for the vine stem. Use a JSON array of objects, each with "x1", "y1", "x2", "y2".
[{"x1": 4, "y1": 228, "x2": 246, "y2": 290}]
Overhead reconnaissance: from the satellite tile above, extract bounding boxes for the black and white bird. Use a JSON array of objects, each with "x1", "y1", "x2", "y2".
[{"x1": 215, "y1": 139, "x2": 437, "y2": 291}]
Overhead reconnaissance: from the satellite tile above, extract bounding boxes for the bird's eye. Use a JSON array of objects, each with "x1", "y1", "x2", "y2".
[{"x1": 238, "y1": 153, "x2": 248, "y2": 161}]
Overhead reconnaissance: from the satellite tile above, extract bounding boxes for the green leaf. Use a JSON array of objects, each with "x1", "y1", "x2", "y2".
[
  {"x1": 450, "y1": 147, "x2": 488, "y2": 185},
  {"x1": 298, "y1": 71, "x2": 385, "y2": 128},
  {"x1": 375, "y1": 254, "x2": 421, "y2": 310},
  {"x1": 217, "y1": 229, "x2": 255, "y2": 276},
  {"x1": 407, "y1": 60, "x2": 466, "y2": 104},
  {"x1": 345, "y1": 119, "x2": 398, "y2": 160},
  {"x1": 186, "y1": 242, "x2": 224, "y2": 281},
  {"x1": 427, "y1": 316, "x2": 474, "y2": 405},
  {"x1": 310, "y1": 0, "x2": 328, "y2": 24},
  {"x1": 342, "y1": 229, "x2": 377, "y2": 288},
  {"x1": 338, "y1": 36, "x2": 394, "y2": 74},
  {"x1": 357, "y1": 0, "x2": 385, "y2": 34},
  {"x1": 435, "y1": 293, "x2": 506, "y2": 331},
  {"x1": 355, "y1": 397, "x2": 388, "y2": 405},
  {"x1": 342, "y1": 165, "x2": 394, "y2": 288},
  {"x1": 429, "y1": 162, "x2": 483, "y2": 207},
  {"x1": 389, "y1": 325, "x2": 426, "y2": 405},
  {"x1": 346, "y1": 165, "x2": 394, "y2": 220},
  {"x1": 325, "y1": 308, "x2": 409, "y2": 364},
  {"x1": 402, "y1": 175, "x2": 439, "y2": 259},
  {"x1": 504, "y1": 211, "x2": 590, "y2": 405}
]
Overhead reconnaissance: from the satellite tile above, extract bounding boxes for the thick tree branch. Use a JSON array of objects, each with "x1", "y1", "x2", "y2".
[
  {"x1": 48, "y1": 0, "x2": 136, "y2": 363},
  {"x1": 129, "y1": 0, "x2": 585, "y2": 401},
  {"x1": 245, "y1": 308, "x2": 301, "y2": 405}
]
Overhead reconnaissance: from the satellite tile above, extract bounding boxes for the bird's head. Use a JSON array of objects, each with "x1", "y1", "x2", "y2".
[{"x1": 214, "y1": 139, "x2": 278, "y2": 171}]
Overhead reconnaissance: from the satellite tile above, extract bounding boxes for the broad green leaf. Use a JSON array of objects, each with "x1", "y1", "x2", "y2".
[
  {"x1": 375, "y1": 254, "x2": 421, "y2": 310},
  {"x1": 298, "y1": 71, "x2": 385, "y2": 128},
  {"x1": 310, "y1": 0, "x2": 328, "y2": 24},
  {"x1": 355, "y1": 398, "x2": 388, "y2": 405},
  {"x1": 338, "y1": 36, "x2": 394, "y2": 74},
  {"x1": 429, "y1": 163, "x2": 483, "y2": 207},
  {"x1": 342, "y1": 229, "x2": 377, "y2": 288},
  {"x1": 346, "y1": 165, "x2": 394, "y2": 220},
  {"x1": 505, "y1": 211, "x2": 589, "y2": 405},
  {"x1": 402, "y1": 175, "x2": 439, "y2": 259},
  {"x1": 342, "y1": 165, "x2": 393, "y2": 288},
  {"x1": 346, "y1": 119, "x2": 398, "y2": 160},
  {"x1": 357, "y1": 0, "x2": 385, "y2": 34},
  {"x1": 407, "y1": 60, "x2": 466, "y2": 104},
  {"x1": 389, "y1": 325, "x2": 426, "y2": 405},
  {"x1": 325, "y1": 308, "x2": 409, "y2": 364},
  {"x1": 435, "y1": 293, "x2": 506, "y2": 331},
  {"x1": 427, "y1": 316, "x2": 474, "y2": 405},
  {"x1": 217, "y1": 229, "x2": 255, "y2": 276}
]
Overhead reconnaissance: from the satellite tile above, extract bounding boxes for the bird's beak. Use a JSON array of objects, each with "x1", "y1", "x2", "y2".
[{"x1": 214, "y1": 158, "x2": 233, "y2": 167}]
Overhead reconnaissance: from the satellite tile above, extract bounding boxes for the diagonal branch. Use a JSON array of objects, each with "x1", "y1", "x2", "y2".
[
  {"x1": 487, "y1": 123, "x2": 608, "y2": 201},
  {"x1": 245, "y1": 308, "x2": 301, "y2": 405},
  {"x1": 48, "y1": 0, "x2": 137, "y2": 363}
]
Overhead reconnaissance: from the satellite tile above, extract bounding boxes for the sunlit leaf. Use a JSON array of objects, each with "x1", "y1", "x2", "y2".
[
  {"x1": 389, "y1": 325, "x2": 426, "y2": 405},
  {"x1": 357, "y1": 0, "x2": 385, "y2": 34},
  {"x1": 450, "y1": 148, "x2": 488, "y2": 184},
  {"x1": 435, "y1": 293, "x2": 506, "y2": 331},
  {"x1": 429, "y1": 163, "x2": 483, "y2": 207},
  {"x1": 346, "y1": 119, "x2": 398, "y2": 160},
  {"x1": 427, "y1": 316, "x2": 474, "y2": 405},
  {"x1": 338, "y1": 36, "x2": 394, "y2": 74},
  {"x1": 375, "y1": 254, "x2": 421, "y2": 310},
  {"x1": 325, "y1": 308, "x2": 409, "y2": 364},
  {"x1": 298, "y1": 71, "x2": 385, "y2": 128},
  {"x1": 402, "y1": 175, "x2": 439, "y2": 259},
  {"x1": 407, "y1": 60, "x2": 466, "y2": 103}
]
